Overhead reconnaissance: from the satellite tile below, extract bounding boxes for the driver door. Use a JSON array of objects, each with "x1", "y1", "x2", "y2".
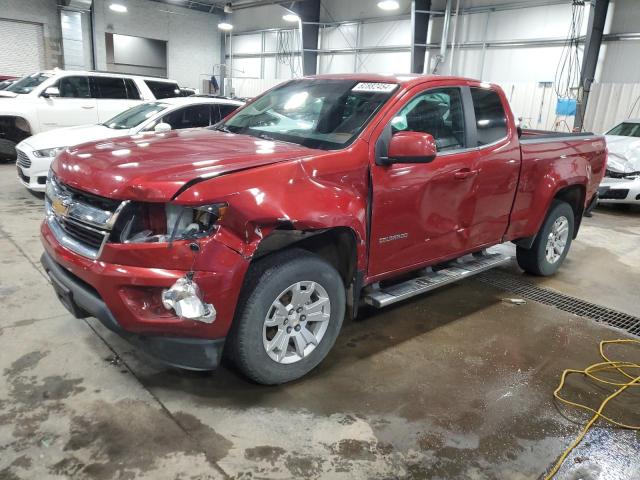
[{"x1": 367, "y1": 86, "x2": 478, "y2": 279}]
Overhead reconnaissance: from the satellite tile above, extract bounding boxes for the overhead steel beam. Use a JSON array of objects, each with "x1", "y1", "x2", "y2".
[
  {"x1": 290, "y1": 0, "x2": 321, "y2": 76},
  {"x1": 411, "y1": 0, "x2": 431, "y2": 73},
  {"x1": 575, "y1": 0, "x2": 609, "y2": 131}
]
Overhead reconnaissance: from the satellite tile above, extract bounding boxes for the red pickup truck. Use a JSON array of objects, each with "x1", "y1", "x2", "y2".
[{"x1": 41, "y1": 74, "x2": 606, "y2": 384}]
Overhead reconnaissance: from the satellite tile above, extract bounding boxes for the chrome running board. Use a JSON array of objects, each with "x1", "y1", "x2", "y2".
[{"x1": 363, "y1": 250, "x2": 512, "y2": 308}]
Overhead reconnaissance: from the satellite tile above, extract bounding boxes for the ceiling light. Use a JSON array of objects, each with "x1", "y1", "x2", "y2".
[
  {"x1": 283, "y1": 13, "x2": 300, "y2": 22},
  {"x1": 218, "y1": 22, "x2": 233, "y2": 30},
  {"x1": 109, "y1": 3, "x2": 127, "y2": 13},
  {"x1": 377, "y1": 0, "x2": 399, "y2": 10}
]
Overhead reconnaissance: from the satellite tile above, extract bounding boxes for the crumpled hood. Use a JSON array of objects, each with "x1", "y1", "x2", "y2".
[
  {"x1": 21, "y1": 124, "x2": 129, "y2": 151},
  {"x1": 52, "y1": 128, "x2": 318, "y2": 201},
  {"x1": 605, "y1": 135, "x2": 640, "y2": 173}
]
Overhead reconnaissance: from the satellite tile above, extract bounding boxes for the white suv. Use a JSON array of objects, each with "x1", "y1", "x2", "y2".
[{"x1": 0, "y1": 69, "x2": 181, "y2": 160}]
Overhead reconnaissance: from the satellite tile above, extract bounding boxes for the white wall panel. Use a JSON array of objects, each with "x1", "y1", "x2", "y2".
[
  {"x1": 607, "y1": 0, "x2": 640, "y2": 34},
  {"x1": 264, "y1": 57, "x2": 277, "y2": 79},
  {"x1": 583, "y1": 83, "x2": 640, "y2": 133},
  {"x1": 319, "y1": 53, "x2": 355, "y2": 74},
  {"x1": 320, "y1": 24, "x2": 358, "y2": 50},
  {"x1": 596, "y1": 41, "x2": 640, "y2": 83},
  {"x1": 232, "y1": 57, "x2": 262, "y2": 78},
  {"x1": 232, "y1": 34, "x2": 263, "y2": 55},
  {"x1": 230, "y1": 78, "x2": 284, "y2": 98},
  {"x1": 264, "y1": 32, "x2": 278, "y2": 52},
  {"x1": 496, "y1": 82, "x2": 572, "y2": 132},
  {"x1": 360, "y1": 20, "x2": 411, "y2": 47},
  {"x1": 358, "y1": 51, "x2": 411, "y2": 74}
]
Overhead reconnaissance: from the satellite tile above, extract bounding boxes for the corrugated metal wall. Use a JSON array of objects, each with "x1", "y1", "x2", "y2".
[
  {"x1": 583, "y1": 83, "x2": 640, "y2": 133},
  {"x1": 0, "y1": 19, "x2": 45, "y2": 76}
]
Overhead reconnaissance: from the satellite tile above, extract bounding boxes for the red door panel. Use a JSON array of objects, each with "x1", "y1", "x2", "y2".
[{"x1": 368, "y1": 150, "x2": 478, "y2": 278}]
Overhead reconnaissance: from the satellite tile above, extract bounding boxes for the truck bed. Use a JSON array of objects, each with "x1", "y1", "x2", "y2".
[{"x1": 504, "y1": 129, "x2": 607, "y2": 242}]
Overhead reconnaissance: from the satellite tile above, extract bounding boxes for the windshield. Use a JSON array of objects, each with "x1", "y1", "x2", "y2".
[
  {"x1": 6, "y1": 72, "x2": 52, "y2": 94},
  {"x1": 606, "y1": 122, "x2": 640, "y2": 138},
  {"x1": 220, "y1": 79, "x2": 398, "y2": 150},
  {"x1": 103, "y1": 102, "x2": 169, "y2": 130}
]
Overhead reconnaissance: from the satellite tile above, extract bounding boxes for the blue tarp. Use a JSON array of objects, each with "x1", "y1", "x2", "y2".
[{"x1": 556, "y1": 98, "x2": 577, "y2": 116}]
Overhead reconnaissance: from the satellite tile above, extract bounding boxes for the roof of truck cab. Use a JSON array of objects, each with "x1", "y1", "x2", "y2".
[{"x1": 303, "y1": 73, "x2": 491, "y2": 88}]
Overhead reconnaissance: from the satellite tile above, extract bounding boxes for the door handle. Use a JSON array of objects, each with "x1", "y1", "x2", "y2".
[
  {"x1": 453, "y1": 168, "x2": 478, "y2": 180},
  {"x1": 81, "y1": 105, "x2": 95, "y2": 109}
]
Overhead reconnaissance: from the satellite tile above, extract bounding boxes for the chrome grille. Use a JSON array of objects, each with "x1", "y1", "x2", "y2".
[
  {"x1": 16, "y1": 149, "x2": 31, "y2": 169},
  {"x1": 45, "y1": 176, "x2": 127, "y2": 259},
  {"x1": 58, "y1": 216, "x2": 106, "y2": 250}
]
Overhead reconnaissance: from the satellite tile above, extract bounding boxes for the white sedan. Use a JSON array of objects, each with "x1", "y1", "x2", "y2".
[
  {"x1": 599, "y1": 120, "x2": 640, "y2": 205},
  {"x1": 16, "y1": 96, "x2": 243, "y2": 192}
]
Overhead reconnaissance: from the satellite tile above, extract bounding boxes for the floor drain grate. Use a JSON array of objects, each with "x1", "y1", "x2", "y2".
[{"x1": 475, "y1": 270, "x2": 640, "y2": 336}]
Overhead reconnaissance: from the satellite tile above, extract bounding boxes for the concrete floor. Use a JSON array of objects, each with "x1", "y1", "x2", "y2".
[{"x1": 1, "y1": 162, "x2": 639, "y2": 480}]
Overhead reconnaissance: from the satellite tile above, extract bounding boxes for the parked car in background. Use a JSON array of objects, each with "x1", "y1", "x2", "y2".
[
  {"x1": 0, "y1": 70, "x2": 181, "y2": 160},
  {"x1": 600, "y1": 119, "x2": 640, "y2": 204},
  {"x1": 41, "y1": 74, "x2": 606, "y2": 384},
  {"x1": 0, "y1": 75, "x2": 18, "y2": 90},
  {"x1": 179, "y1": 87, "x2": 197, "y2": 96},
  {"x1": 16, "y1": 96, "x2": 243, "y2": 192}
]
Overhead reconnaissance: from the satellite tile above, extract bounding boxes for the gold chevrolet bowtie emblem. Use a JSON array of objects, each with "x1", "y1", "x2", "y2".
[{"x1": 51, "y1": 197, "x2": 69, "y2": 216}]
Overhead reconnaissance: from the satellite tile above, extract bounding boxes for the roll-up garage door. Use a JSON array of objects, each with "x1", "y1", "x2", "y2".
[{"x1": 0, "y1": 19, "x2": 45, "y2": 77}]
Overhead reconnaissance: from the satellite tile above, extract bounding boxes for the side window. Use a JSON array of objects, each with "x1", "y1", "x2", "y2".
[
  {"x1": 124, "y1": 78, "x2": 141, "y2": 100},
  {"x1": 93, "y1": 76, "x2": 128, "y2": 99},
  {"x1": 212, "y1": 104, "x2": 240, "y2": 123},
  {"x1": 470, "y1": 88, "x2": 508, "y2": 146},
  {"x1": 162, "y1": 105, "x2": 211, "y2": 130},
  {"x1": 58, "y1": 76, "x2": 90, "y2": 98},
  {"x1": 145, "y1": 80, "x2": 180, "y2": 99},
  {"x1": 390, "y1": 88, "x2": 465, "y2": 152}
]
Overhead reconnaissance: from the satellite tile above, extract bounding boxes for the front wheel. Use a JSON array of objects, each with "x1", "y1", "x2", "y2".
[
  {"x1": 228, "y1": 249, "x2": 345, "y2": 384},
  {"x1": 516, "y1": 200, "x2": 575, "y2": 276}
]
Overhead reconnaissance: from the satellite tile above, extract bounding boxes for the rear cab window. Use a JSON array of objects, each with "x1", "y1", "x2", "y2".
[
  {"x1": 145, "y1": 80, "x2": 180, "y2": 99},
  {"x1": 470, "y1": 87, "x2": 508, "y2": 146}
]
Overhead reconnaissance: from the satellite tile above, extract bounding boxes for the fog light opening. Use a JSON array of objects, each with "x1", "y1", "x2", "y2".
[{"x1": 161, "y1": 275, "x2": 216, "y2": 323}]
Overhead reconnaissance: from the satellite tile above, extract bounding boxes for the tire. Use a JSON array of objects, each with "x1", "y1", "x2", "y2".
[
  {"x1": 227, "y1": 248, "x2": 345, "y2": 385},
  {"x1": 516, "y1": 200, "x2": 575, "y2": 276}
]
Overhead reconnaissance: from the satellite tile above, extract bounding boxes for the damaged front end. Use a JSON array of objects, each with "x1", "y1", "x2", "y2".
[{"x1": 162, "y1": 275, "x2": 216, "y2": 323}]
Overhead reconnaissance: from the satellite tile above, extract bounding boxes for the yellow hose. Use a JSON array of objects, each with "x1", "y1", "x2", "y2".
[{"x1": 544, "y1": 339, "x2": 640, "y2": 479}]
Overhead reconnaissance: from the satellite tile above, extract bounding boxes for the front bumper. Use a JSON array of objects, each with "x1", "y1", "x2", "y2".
[
  {"x1": 16, "y1": 144, "x2": 51, "y2": 192},
  {"x1": 41, "y1": 251, "x2": 224, "y2": 370},
  {"x1": 598, "y1": 177, "x2": 640, "y2": 204},
  {"x1": 41, "y1": 219, "x2": 250, "y2": 370}
]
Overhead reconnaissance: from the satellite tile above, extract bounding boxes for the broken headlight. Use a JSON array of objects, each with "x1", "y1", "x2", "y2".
[{"x1": 116, "y1": 202, "x2": 227, "y2": 244}]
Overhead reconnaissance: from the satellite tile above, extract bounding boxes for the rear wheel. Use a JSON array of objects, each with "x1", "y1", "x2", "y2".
[
  {"x1": 516, "y1": 200, "x2": 575, "y2": 276},
  {"x1": 228, "y1": 249, "x2": 345, "y2": 384}
]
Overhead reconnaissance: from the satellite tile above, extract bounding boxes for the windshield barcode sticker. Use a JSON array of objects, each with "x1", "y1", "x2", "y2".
[{"x1": 352, "y1": 82, "x2": 397, "y2": 93}]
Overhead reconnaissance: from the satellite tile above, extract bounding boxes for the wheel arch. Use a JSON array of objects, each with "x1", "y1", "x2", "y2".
[
  {"x1": 513, "y1": 183, "x2": 585, "y2": 249},
  {"x1": 253, "y1": 226, "x2": 359, "y2": 286}
]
